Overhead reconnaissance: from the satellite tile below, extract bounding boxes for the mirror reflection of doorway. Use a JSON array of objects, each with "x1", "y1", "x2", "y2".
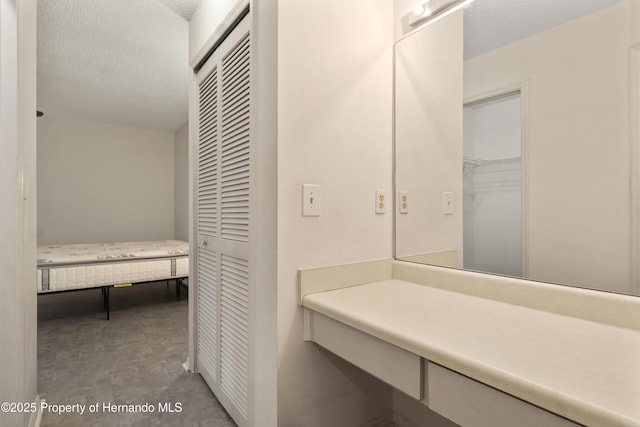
[{"x1": 463, "y1": 91, "x2": 523, "y2": 276}]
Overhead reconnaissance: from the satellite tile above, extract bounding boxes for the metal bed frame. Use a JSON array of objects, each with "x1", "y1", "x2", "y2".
[
  {"x1": 101, "y1": 277, "x2": 188, "y2": 319},
  {"x1": 38, "y1": 256, "x2": 188, "y2": 320},
  {"x1": 38, "y1": 277, "x2": 188, "y2": 320}
]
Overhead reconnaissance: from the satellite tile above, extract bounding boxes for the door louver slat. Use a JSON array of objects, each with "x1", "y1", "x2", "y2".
[
  {"x1": 221, "y1": 34, "x2": 250, "y2": 244},
  {"x1": 197, "y1": 66, "x2": 219, "y2": 239}
]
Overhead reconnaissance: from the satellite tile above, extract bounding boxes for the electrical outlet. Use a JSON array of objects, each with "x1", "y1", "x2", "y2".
[
  {"x1": 302, "y1": 184, "x2": 321, "y2": 217},
  {"x1": 376, "y1": 190, "x2": 387, "y2": 214},
  {"x1": 399, "y1": 191, "x2": 409, "y2": 214}
]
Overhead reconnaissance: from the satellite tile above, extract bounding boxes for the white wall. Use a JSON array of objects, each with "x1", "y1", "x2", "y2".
[
  {"x1": 37, "y1": 117, "x2": 175, "y2": 245},
  {"x1": 465, "y1": 1, "x2": 631, "y2": 293},
  {"x1": 0, "y1": 0, "x2": 38, "y2": 425},
  {"x1": 174, "y1": 122, "x2": 189, "y2": 241},
  {"x1": 277, "y1": 0, "x2": 395, "y2": 425}
]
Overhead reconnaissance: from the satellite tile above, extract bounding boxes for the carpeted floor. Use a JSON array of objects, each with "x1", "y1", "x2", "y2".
[{"x1": 37, "y1": 281, "x2": 236, "y2": 427}]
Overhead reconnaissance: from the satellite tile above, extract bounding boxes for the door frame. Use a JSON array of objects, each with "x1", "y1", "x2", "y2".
[
  {"x1": 1, "y1": 0, "x2": 38, "y2": 424},
  {"x1": 630, "y1": 45, "x2": 640, "y2": 295},
  {"x1": 463, "y1": 82, "x2": 530, "y2": 277}
]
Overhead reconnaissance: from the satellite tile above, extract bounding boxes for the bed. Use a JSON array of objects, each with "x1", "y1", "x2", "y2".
[{"x1": 37, "y1": 240, "x2": 189, "y2": 319}]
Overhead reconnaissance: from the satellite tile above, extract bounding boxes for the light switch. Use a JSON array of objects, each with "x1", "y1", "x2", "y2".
[
  {"x1": 399, "y1": 191, "x2": 409, "y2": 214},
  {"x1": 442, "y1": 191, "x2": 453, "y2": 215},
  {"x1": 303, "y1": 184, "x2": 321, "y2": 217},
  {"x1": 376, "y1": 190, "x2": 387, "y2": 214}
]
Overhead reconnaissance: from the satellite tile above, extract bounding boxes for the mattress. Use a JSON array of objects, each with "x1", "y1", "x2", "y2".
[{"x1": 37, "y1": 240, "x2": 189, "y2": 293}]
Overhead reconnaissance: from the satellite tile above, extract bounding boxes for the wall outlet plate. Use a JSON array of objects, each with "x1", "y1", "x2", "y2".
[
  {"x1": 303, "y1": 184, "x2": 321, "y2": 217},
  {"x1": 443, "y1": 191, "x2": 453, "y2": 215},
  {"x1": 399, "y1": 191, "x2": 409, "y2": 214},
  {"x1": 376, "y1": 190, "x2": 387, "y2": 214}
]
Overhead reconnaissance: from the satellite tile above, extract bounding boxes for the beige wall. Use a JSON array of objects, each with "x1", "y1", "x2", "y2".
[
  {"x1": 37, "y1": 117, "x2": 175, "y2": 245},
  {"x1": 277, "y1": 0, "x2": 395, "y2": 425},
  {"x1": 465, "y1": 1, "x2": 631, "y2": 293},
  {"x1": 174, "y1": 122, "x2": 189, "y2": 241}
]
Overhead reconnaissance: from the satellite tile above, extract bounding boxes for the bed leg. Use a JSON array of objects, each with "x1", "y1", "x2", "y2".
[
  {"x1": 176, "y1": 279, "x2": 181, "y2": 299},
  {"x1": 106, "y1": 286, "x2": 110, "y2": 320}
]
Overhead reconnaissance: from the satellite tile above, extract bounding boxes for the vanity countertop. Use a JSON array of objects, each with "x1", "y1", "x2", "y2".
[{"x1": 301, "y1": 262, "x2": 640, "y2": 427}]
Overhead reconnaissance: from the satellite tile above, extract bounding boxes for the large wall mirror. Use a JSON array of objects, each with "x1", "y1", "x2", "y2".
[{"x1": 394, "y1": 0, "x2": 640, "y2": 296}]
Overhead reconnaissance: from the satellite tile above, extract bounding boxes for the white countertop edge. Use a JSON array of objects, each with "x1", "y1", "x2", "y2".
[{"x1": 302, "y1": 281, "x2": 640, "y2": 427}]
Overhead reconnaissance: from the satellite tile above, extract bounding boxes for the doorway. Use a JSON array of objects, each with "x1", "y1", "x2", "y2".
[{"x1": 463, "y1": 91, "x2": 523, "y2": 277}]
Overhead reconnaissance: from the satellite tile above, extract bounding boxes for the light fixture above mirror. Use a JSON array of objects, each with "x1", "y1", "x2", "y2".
[{"x1": 407, "y1": 0, "x2": 475, "y2": 28}]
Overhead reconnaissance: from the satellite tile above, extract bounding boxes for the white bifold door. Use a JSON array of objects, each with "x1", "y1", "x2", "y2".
[{"x1": 194, "y1": 13, "x2": 252, "y2": 426}]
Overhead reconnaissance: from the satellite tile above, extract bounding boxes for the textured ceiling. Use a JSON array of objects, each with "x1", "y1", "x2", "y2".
[
  {"x1": 37, "y1": 0, "x2": 200, "y2": 132},
  {"x1": 464, "y1": 0, "x2": 623, "y2": 60}
]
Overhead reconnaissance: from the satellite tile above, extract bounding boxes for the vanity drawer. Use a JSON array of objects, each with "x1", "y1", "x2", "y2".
[
  {"x1": 425, "y1": 362, "x2": 581, "y2": 427},
  {"x1": 303, "y1": 309, "x2": 422, "y2": 399}
]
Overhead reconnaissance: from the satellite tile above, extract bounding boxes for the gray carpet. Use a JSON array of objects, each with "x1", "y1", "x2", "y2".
[{"x1": 37, "y1": 282, "x2": 237, "y2": 427}]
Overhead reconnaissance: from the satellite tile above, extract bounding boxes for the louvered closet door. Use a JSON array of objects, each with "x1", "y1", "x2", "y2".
[{"x1": 195, "y1": 13, "x2": 251, "y2": 427}]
